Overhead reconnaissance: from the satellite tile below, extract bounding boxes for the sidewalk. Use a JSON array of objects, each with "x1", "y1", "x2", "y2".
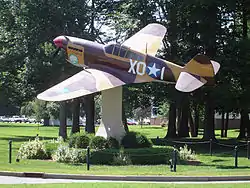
[{"x1": 0, "y1": 171, "x2": 250, "y2": 182}]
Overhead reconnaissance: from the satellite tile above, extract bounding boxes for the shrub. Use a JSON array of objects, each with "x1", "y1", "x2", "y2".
[
  {"x1": 107, "y1": 137, "x2": 120, "y2": 149},
  {"x1": 68, "y1": 134, "x2": 78, "y2": 148},
  {"x1": 70, "y1": 148, "x2": 86, "y2": 164},
  {"x1": 90, "y1": 136, "x2": 108, "y2": 150},
  {"x1": 44, "y1": 142, "x2": 59, "y2": 159},
  {"x1": 69, "y1": 133, "x2": 90, "y2": 149},
  {"x1": 52, "y1": 145, "x2": 86, "y2": 164},
  {"x1": 121, "y1": 132, "x2": 152, "y2": 148},
  {"x1": 17, "y1": 137, "x2": 47, "y2": 160},
  {"x1": 52, "y1": 145, "x2": 71, "y2": 163},
  {"x1": 179, "y1": 144, "x2": 197, "y2": 161},
  {"x1": 44, "y1": 137, "x2": 64, "y2": 158},
  {"x1": 112, "y1": 150, "x2": 132, "y2": 165}
]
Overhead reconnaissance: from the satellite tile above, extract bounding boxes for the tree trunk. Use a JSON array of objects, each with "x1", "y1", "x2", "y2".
[
  {"x1": 203, "y1": 93, "x2": 216, "y2": 140},
  {"x1": 59, "y1": 101, "x2": 67, "y2": 140},
  {"x1": 221, "y1": 110, "x2": 225, "y2": 137},
  {"x1": 71, "y1": 98, "x2": 80, "y2": 134},
  {"x1": 165, "y1": 102, "x2": 177, "y2": 138},
  {"x1": 122, "y1": 101, "x2": 129, "y2": 133},
  {"x1": 85, "y1": 94, "x2": 95, "y2": 133},
  {"x1": 178, "y1": 96, "x2": 190, "y2": 137},
  {"x1": 224, "y1": 112, "x2": 229, "y2": 137},
  {"x1": 176, "y1": 107, "x2": 182, "y2": 134},
  {"x1": 194, "y1": 103, "x2": 199, "y2": 137},
  {"x1": 189, "y1": 109, "x2": 196, "y2": 137},
  {"x1": 238, "y1": 109, "x2": 248, "y2": 139}
]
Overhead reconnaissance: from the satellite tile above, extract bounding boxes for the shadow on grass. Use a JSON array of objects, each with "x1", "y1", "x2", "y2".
[
  {"x1": 216, "y1": 165, "x2": 250, "y2": 169},
  {"x1": 136, "y1": 126, "x2": 165, "y2": 130},
  {"x1": 195, "y1": 162, "x2": 250, "y2": 169},
  {"x1": 0, "y1": 124, "x2": 40, "y2": 128},
  {"x1": 152, "y1": 138, "x2": 248, "y2": 157},
  {"x1": 0, "y1": 135, "x2": 57, "y2": 142},
  {"x1": 211, "y1": 159, "x2": 227, "y2": 162},
  {"x1": 233, "y1": 129, "x2": 240, "y2": 133}
]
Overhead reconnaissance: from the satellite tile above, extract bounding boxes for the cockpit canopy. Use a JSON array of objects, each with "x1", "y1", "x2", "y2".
[{"x1": 104, "y1": 43, "x2": 145, "y2": 62}]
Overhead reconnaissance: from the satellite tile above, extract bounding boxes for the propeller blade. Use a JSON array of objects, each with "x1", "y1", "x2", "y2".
[{"x1": 51, "y1": 47, "x2": 61, "y2": 59}]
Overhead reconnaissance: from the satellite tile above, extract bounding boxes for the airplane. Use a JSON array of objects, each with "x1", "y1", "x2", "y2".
[{"x1": 37, "y1": 23, "x2": 220, "y2": 101}]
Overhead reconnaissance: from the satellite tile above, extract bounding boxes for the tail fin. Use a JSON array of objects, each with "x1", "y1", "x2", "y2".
[{"x1": 175, "y1": 54, "x2": 220, "y2": 92}]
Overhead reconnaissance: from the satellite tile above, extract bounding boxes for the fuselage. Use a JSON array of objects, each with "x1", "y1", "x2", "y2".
[{"x1": 53, "y1": 36, "x2": 183, "y2": 84}]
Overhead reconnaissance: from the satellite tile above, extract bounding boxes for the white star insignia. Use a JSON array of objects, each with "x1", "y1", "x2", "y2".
[{"x1": 148, "y1": 63, "x2": 160, "y2": 77}]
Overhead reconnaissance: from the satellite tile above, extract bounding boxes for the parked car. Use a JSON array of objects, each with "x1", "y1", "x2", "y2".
[
  {"x1": 0, "y1": 116, "x2": 11, "y2": 122},
  {"x1": 142, "y1": 118, "x2": 151, "y2": 125},
  {"x1": 27, "y1": 118, "x2": 37, "y2": 123},
  {"x1": 127, "y1": 119, "x2": 138, "y2": 125},
  {"x1": 11, "y1": 116, "x2": 29, "y2": 123}
]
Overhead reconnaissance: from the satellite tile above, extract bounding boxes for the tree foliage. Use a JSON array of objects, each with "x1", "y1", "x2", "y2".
[{"x1": 2, "y1": 0, "x2": 250, "y2": 138}]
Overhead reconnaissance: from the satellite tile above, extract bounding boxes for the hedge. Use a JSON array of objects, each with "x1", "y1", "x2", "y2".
[{"x1": 90, "y1": 146, "x2": 175, "y2": 165}]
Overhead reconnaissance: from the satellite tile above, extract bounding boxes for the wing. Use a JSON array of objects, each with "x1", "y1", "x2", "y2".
[
  {"x1": 37, "y1": 69, "x2": 125, "y2": 101},
  {"x1": 122, "y1": 23, "x2": 167, "y2": 56}
]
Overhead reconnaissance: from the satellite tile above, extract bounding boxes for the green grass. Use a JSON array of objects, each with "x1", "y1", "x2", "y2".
[
  {"x1": 0, "y1": 183, "x2": 250, "y2": 188},
  {"x1": 0, "y1": 123, "x2": 250, "y2": 176}
]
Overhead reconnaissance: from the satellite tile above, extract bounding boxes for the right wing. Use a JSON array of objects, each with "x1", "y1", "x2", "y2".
[
  {"x1": 122, "y1": 23, "x2": 167, "y2": 56},
  {"x1": 37, "y1": 69, "x2": 126, "y2": 101}
]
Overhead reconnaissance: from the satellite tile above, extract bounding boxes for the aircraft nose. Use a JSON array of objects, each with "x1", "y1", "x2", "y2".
[{"x1": 53, "y1": 36, "x2": 66, "y2": 48}]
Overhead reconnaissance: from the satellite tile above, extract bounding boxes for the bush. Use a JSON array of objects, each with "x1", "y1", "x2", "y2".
[
  {"x1": 107, "y1": 137, "x2": 120, "y2": 149},
  {"x1": 44, "y1": 137, "x2": 64, "y2": 158},
  {"x1": 17, "y1": 137, "x2": 48, "y2": 160},
  {"x1": 69, "y1": 133, "x2": 90, "y2": 149},
  {"x1": 52, "y1": 145, "x2": 86, "y2": 164},
  {"x1": 121, "y1": 132, "x2": 152, "y2": 148},
  {"x1": 90, "y1": 147, "x2": 175, "y2": 165},
  {"x1": 90, "y1": 136, "x2": 108, "y2": 150},
  {"x1": 179, "y1": 145, "x2": 197, "y2": 161},
  {"x1": 112, "y1": 150, "x2": 132, "y2": 165},
  {"x1": 44, "y1": 142, "x2": 59, "y2": 159}
]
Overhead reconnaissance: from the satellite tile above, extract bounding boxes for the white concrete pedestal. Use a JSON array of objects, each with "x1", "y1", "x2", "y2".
[{"x1": 96, "y1": 86, "x2": 126, "y2": 141}]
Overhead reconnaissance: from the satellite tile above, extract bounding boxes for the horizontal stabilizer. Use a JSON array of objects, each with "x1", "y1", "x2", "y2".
[
  {"x1": 211, "y1": 60, "x2": 220, "y2": 75},
  {"x1": 175, "y1": 72, "x2": 207, "y2": 92}
]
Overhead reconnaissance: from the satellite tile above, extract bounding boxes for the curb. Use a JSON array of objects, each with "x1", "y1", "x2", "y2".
[{"x1": 0, "y1": 171, "x2": 250, "y2": 182}]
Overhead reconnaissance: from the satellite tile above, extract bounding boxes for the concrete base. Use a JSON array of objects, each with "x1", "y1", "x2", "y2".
[{"x1": 96, "y1": 86, "x2": 126, "y2": 141}]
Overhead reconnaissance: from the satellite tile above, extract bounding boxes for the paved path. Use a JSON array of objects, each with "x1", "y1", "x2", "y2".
[{"x1": 1, "y1": 176, "x2": 250, "y2": 184}]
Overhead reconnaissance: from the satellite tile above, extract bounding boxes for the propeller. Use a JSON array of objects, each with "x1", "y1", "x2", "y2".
[
  {"x1": 50, "y1": 35, "x2": 68, "y2": 59},
  {"x1": 51, "y1": 47, "x2": 61, "y2": 59}
]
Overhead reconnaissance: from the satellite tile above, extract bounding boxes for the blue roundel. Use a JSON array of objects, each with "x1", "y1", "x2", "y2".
[{"x1": 146, "y1": 63, "x2": 161, "y2": 78}]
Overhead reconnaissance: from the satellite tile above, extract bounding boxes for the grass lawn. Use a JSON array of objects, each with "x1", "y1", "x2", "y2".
[
  {"x1": 0, "y1": 183, "x2": 250, "y2": 188},
  {"x1": 0, "y1": 123, "x2": 250, "y2": 176}
]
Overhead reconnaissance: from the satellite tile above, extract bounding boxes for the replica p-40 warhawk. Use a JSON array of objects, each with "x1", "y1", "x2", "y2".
[{"x1": 37, "y1": 23, "x2": 220, "y2": 102}]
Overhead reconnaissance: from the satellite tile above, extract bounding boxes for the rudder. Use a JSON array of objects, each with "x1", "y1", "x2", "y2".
[
  {"x1": 184, "y1": 54, "x2": 220, "y2": 78},
  {"x1": 175, "y1": 54, "x2": 220, "y2": 92}
]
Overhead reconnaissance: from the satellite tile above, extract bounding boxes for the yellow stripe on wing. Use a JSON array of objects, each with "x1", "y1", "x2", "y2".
[{"x1": 89, "y1": 69, "x2": 115, "y2": 91}]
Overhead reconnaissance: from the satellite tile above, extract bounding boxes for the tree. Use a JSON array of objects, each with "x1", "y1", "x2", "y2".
[{"x1": 71, "y1": 98, "x2": 80, "y2": 134}]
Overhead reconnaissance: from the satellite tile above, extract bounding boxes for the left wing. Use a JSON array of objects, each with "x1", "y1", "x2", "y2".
[
  {"x1": 122, "y1": 23, "x2": 167, "y2": 56},
  {"x1": 37, "y1": 69, "x2": 125, "y2": 101}
]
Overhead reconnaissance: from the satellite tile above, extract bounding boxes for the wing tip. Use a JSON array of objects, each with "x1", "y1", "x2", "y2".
[{"x1": 142, "y1": 23, "x2": 167, "y2": 37}]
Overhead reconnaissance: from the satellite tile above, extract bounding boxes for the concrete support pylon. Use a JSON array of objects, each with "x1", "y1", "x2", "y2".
[{"x1": 96, "y1": 86, "x2": 126, "y2": 141}]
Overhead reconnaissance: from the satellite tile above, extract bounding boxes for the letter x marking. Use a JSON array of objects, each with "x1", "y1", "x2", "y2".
[{"x1": 128, "y1": 59, "x2": 137, "y2": 74}]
